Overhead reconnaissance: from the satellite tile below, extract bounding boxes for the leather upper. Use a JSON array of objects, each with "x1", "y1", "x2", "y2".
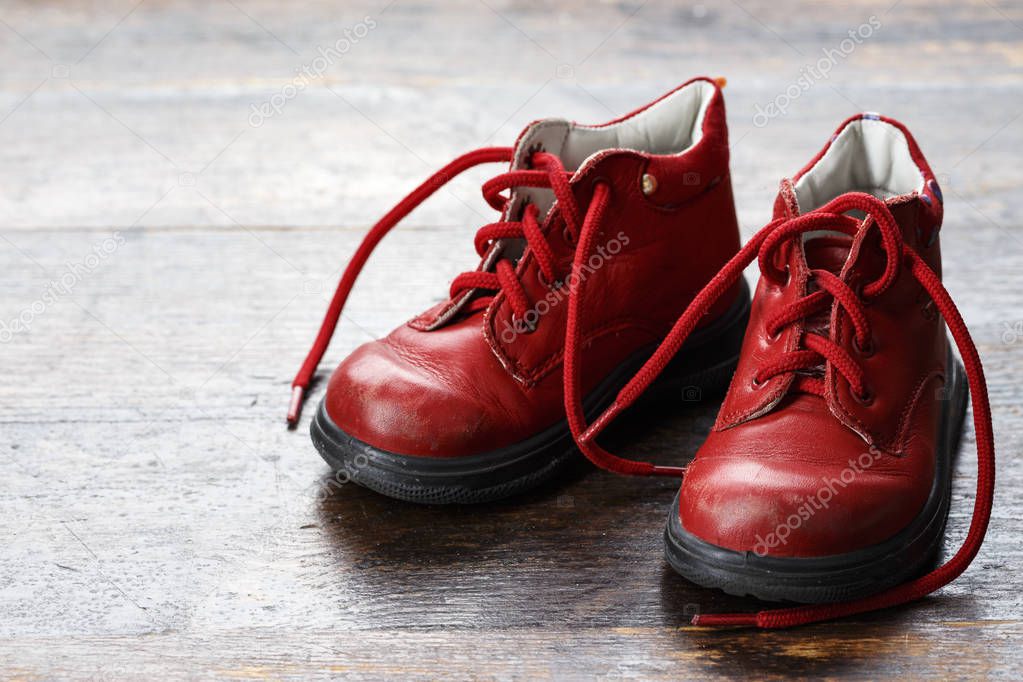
[
  {"x1": 680, "y1": 115, "x2": 950, "y2": 557},
  {"x1": 325, "y1": 78, "x2": 743, "y2": 458}
]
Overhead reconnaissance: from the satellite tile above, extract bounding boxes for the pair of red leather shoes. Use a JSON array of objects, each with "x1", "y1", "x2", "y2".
[{"x1": 288, "y1": 78, "x2": 994, "y2": 628}]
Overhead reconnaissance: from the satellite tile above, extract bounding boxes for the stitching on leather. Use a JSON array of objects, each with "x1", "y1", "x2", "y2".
[
  {"x1": 642, "y1": 169, "x2": 729, "y2": 213},
  {"x1": 478, "y1": 153, "x2": 680, "y2": 387},
  {"x1": 480, "y1": 155, "x2": 574, "y2": 385},
  {"x1": 827, "y1": 298, "x2": 944, "y2": 453},
  {"x1": 832, "y1": 356, "x2": 943, "y2": 454},
  {"x1": 715, "y1": 372, "x2": 792, "y2": 430},
  {"x1": 528, "y1": 317, "x2": 661, "y2": 381},
  {"x1": 408, "y1": 304, "x2": 450, "y2": 331},
  {"x1": 827, "y1": 301, "x2": 877, "y2": 444},
  {"x1": 410, "y1": 125, "x2": 568, "y2": 333},
  {"x1": 496, "y1": 185, "x2": 657, "y2": 384},
  {"x1": 523, "y1": 119, "x2": 571, "y2": 160},
  {"x1": 717, "y1": 241, "x2": 809, "y2": 429},
  {"x1": 890, "y1": 367, "x2": 945, "y2": 454},
  {"x1": 487, "y1": 299, "x2": 661, "y2": 387}
]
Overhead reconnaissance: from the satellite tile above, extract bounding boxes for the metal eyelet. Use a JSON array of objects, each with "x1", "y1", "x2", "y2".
[
  {"x1": 853, "y1": 335, "x2": 875, "y2": 357},
  {"x1": 853, "y1": 386, "x2": 875, "y2": 406},
  {"x1": 641, "y1": 173, "x2": 658, "y2": 196},
  {"x1": 853, "y1": 280, "x2": 876, "y2": 307},
  {"x1": 561, "y1": 223, "x2": 576, "y2": 245},
  {"x1": 921, "y1": 299, "x2": 937, "y2": 321},
  {"x1": 537, "y1": 270, "x2": 562, "y2": 291},
  {"x1": 751, "y1": 375, "x2": 764, "y2": 389}
]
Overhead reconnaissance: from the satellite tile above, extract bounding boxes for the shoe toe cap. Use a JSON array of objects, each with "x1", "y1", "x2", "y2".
[
  {"x1": 323, "y1": 331, "x2": 531, "y2": 458},
  {"x1": 679, "y1": 428, "x2": 932, "y2": 558}
]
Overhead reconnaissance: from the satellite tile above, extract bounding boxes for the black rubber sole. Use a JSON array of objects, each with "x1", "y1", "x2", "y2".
[
  {"x1": 663, "y1": 351, "x2": 969, "y2": 604},
  {"x1": 310, "y1": 281, "x2": 751, "y2": 504}
]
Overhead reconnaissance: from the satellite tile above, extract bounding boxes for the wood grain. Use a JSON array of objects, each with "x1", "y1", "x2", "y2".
[{"x1": 1, "y1": 0, "x2": 1021, "y2": 678}]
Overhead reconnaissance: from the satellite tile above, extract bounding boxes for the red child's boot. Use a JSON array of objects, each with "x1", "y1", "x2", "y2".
[
  {"x1": 566, "y1": 113, "x2": 994, "y2": 627},
  {"x1": 290, "y1": 77, "x2": 750, "y2": 503}
]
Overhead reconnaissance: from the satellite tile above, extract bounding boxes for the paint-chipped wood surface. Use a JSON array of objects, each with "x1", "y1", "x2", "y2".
[{"x1": 1, "y1": 0, "x2": 1021, "y2": 678}]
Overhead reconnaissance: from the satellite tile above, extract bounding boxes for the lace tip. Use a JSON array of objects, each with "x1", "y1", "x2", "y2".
[
  {"x1": 713, "y1": 76, "x2": 727, "y2": 89},
  {"x1": 287, "y1": 386, "x2": 305, "y2": 426},
  {"x1": 580, "y1": 401, "x2": 621, "y2": 443},
  {"x1": 690, "y1": 613, "x2": 758, "y2": 627},
  {"x1": 651, "y1": 465, "x2": 687, "y2": 478}
]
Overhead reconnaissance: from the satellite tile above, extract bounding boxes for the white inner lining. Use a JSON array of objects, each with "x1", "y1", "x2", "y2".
[
  {"x1": 561, "y1": 79, "x2": 715, "y2": 170},
  {"x1": 503, "y1": 80, "x2": 716, "y2": 236},
  {"x1": 793, "y1": 118, "x2": 925, "y2": 212},
  {"x1": 448, "y1": 82, "x2": 719, "y2": 325}
]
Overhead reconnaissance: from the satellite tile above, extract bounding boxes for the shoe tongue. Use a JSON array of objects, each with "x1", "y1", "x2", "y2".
[
  {"x1": 774, "y1": 179, "x2": 861, "y2": 276},
  {"x1": 773, "y1": 177, "x2": 802, "y2": 220},
  {"x1": 800, "y1": 234, "x2": 853, "y2": 346},
  {"x1": 464, "y1": 119, "x2": 574, "y2": 277},
  {"x1": 804, "y1": 233, "x2": 853, "y2": 274},
  {"x1": 509, "y1": 119, "x2": 573, "y2": 218},
  {"x1": 512, "y1": 119, "x2": 572, "y2": 168},
  {"x1": 777, "y1": 179, "x2": 859, "y2": 385}
]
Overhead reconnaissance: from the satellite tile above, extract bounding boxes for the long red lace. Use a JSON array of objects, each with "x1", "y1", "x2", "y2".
[
  {"x1": 564, "y1": 191, "x2": 995, "y2": 628},
  {"x1": 287, "y1": 146, "x2": 580, "y2": 424}
]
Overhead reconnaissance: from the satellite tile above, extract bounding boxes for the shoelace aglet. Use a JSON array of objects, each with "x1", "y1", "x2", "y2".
[
  {"x1": 690, "y1": 612, "x2": 759, "y2": 627},
  {"x1": 651, "y1": 465, "x2": 687, "y2": 478},
  {"x1": 287, "y1": 385, "x2": 305, "y2": 426}
]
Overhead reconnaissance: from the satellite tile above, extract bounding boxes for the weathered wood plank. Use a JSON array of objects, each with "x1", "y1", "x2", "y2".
[
  {"x1": 1, "y1": 0, "x2": 1021, "y2": 678},
  {"x1": 2, "y1": 622, "x2": 1023, "y2": 680}
]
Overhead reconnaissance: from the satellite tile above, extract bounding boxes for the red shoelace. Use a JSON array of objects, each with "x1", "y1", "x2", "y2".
[
  {"x1": 563, "y1": 190, "x2": 995, "y2": 628},
  {"x1": 290, "y1": 155, "x2": 994, "y2": 628},
  {"x1": 288, "y1": 146, "x2": 581, "y2": 424}
]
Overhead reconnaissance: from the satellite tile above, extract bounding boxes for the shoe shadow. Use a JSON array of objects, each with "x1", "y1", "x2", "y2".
[
  {"x1": 648, "y1": 383, "x2": 980, "y2": 676},
  {"x1": 305, "y1": 376, "x2": 984, "y2": 666},
  {"x1": 312, "y1": 453, "x2": 593, "y2": 569},
  {"x1": 307, "y1": 392, "x2": 727, "y2": 629},
  {"x1": 312, "y1": 393, "x2": 719, "y2": 567},
  {"x1": 655, "y1": 551, "x2": 986, "y2": 677}
]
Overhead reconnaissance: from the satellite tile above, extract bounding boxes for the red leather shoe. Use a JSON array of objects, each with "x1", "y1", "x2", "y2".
[
  {"x1": 289, "y1": 77, "x2": 750, "y2": 503},
  {"x1": 566, "y1": 114, "x2": 994, "y2": 627}
]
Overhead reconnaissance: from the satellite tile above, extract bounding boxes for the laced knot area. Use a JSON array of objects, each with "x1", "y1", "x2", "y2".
[
  {"x1": 751, "y1": 192, "x2": 904, "y2": 402},
  {"x1": 450, "y1": 150, "x2": 580, "y2": 323},
  {"x1": 288, "y1": 145, "x2": 598, "y2": 426},
  {"x1": 566, "y1": 189, "x2": 993, "y2": 629}
]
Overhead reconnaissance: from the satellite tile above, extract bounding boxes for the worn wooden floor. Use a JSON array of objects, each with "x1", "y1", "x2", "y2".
[{"x1": 1, "y1": 0, "x2": 1021, "y2": 678}]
